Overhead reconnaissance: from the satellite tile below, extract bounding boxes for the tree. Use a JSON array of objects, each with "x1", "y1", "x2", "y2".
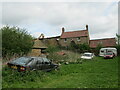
[
  {"x1": 68, "y1": 42, "x2": 90, "y2": 53},
  {"x1": 116, "y1": 34, "x2": 120, "y2": 45},
  {"x1": 77, "y1": 43, "x2": 90, "y2": 53},
  {"x1": 115, "y1": 34, "x2": 120, "y2": 56},
  {"x1": 95, "y1": 43, "x2": 102, "y2": 56},
  {"x1": 69, "y1": 41, "x2": 77, "y2": 50},
  {"x1": 0, "y1": 30, "x2": 2, "y2": 58},
  {"x1": 1, "y1": 26, "x2": 34, "y2": 59}
]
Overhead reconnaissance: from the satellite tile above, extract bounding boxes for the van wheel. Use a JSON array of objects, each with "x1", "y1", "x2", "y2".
[{"x1": 113, "y1": 53, "x2": 115, "y2": 57}]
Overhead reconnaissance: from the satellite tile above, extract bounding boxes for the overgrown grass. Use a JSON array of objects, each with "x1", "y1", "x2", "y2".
[
  {"x1": 2, "y1": 56, "x2": 119, "y2": 88},
  {"x1": 47, "y1": 50, "x2": 81, "y2": 63}
]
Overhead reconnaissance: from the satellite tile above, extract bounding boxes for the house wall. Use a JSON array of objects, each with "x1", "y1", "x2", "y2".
[
  {"x1": 41, "y1": 38, "x2": 59, "y2": 46},
  {"x1": 59, "y1": 36, "x2": 89, "y2": 46}
]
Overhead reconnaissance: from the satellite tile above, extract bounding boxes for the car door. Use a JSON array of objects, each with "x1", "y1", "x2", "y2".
[
  {"x1": 36, "y1": 57, "x2": 44, "y2": 70},
  {"x1": 27, "y1": 58, "x2": 37, "y2": 70},
  {"x1": 42, "y1": 58, "x2": 51, "y2": 70}
]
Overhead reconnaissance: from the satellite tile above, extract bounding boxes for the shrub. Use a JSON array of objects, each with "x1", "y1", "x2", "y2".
[
  {"x1": 94, "y1": 44, "x2": 102, "y2": 56},
  {"x1": 46, "y1": 46, "x2": 60, "y2": 53},
  {"x1": 68, "y1": 43, "x2": 90, "y2": 53},
  {"x1": 115, "y1": 45, "x2": 120, "y2": 56},
  {"x1": 1, "y1": 26, "x2": 34, "y2": 59},
  {"x1": 47, "y1": 53, "x2": 68, "y2": 63}
]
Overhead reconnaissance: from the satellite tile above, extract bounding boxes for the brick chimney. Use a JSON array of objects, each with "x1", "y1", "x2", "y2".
[
  {"x1": 86, "y1": 25, "x2": 88, "y2": 30},
  {"x1": 62, "y1": 27, "x2": 65, "y2": 34}
]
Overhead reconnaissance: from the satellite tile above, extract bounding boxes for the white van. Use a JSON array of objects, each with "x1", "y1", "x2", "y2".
[{"x1": 99, "y1": 48, "x2": 117, "y2": 57}]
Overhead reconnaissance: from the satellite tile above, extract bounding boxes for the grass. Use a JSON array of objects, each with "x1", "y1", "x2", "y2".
[
  {"x1": 2, "y1": 56, "x2": 119, "y2": 88},
  {"x1": 48, "y1": 50, "x2": 81, "y2": 63}
]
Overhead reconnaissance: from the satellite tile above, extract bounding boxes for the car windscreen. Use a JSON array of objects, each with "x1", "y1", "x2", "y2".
[
  {"x1": 10, "y1": 57, "x2": 32, "y2": 65},
  {"x1": 83, "y1": 54, "x2": 91, "y2": 57},
  {"x1": 42, "y1": 58, "x2": 50, "y2": 62}
]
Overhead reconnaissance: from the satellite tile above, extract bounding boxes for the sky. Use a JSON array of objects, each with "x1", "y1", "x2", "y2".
[{"x1": 1, "y1": 1, "x2": 118, "y2": 39}]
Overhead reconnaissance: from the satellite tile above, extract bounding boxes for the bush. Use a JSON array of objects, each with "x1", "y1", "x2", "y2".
[
  {"x1": 46, "y1": 46, "x2": 60, "y2": 53},
  {"x1": 115, "y1": 45, "x2": 120, "y2": 56},
  {"x1": 1, "y1": 26, "x2": 34, "y2": 59},
  {"x1": 94, "y1": 44, "x2": 102, "y2": 56},
  {"x1": 46, "y1": 46, "x2": 68, "y2": 63},
  {"x1": 68, "y1": 43, "x2": 90, "y2": 53},
  {"x1": 2, "y1": 66, "x2": 46, "y2": 85},
  {"x1": 47, "y1": 53, "x2": 68, "y2": 63}
]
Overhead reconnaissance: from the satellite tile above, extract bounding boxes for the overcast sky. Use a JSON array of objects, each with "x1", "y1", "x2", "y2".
[{"x1": 2, "y1": 2, "x2": 118, "y2": 39}]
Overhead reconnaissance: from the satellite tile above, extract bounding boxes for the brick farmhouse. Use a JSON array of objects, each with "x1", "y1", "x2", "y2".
[
  {"x1": 30, "y1": 25, "x2": 117, "y2": 56},
  {"x1": 59, "y1": 25, "x2": 90, "y2": 46}
]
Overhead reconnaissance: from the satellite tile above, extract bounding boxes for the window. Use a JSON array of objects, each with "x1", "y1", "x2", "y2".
[
  {"x1": 98, "y1": 41, "x2": 102, "y2": 44},
  {"x1": 36, "y1": 58, "x2": 43, "y2": 64},
  {"x1": 64, "y1": 38, "x2": 67, "y2": 42},
  {"x1": 101, "y1": 50, "x2": 104, "y2": 53},
  {"x1": 45, "y1": 62, "x2": 50, "y2": 64},
  {"x1": 107, "y1": 50, "x2": 112, "y2": 53},
  {"x1": 77, "y1": 37, "x2": 80, "y2": 41},
  {"x1": 36, "y1": 60, "x2": 42, "y2": 64}
]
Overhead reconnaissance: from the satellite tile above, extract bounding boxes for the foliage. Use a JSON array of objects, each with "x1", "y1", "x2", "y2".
[
  {"x1": 68, "y1": 42, "x2": 90, "y2": 53},
  {"x1": 116, "y1": 34, "x2": 120, "y2": 56},
  {"x1": 77, "y1": 43, "x2": 90, "y2": 53},
  {"x1": 95, "y1": 44, "x2": 102, "y2": 56},
  {"x1": 115, "y1": 45, "x2": 120, "y2": 56},
  {"x1": 2, "y1": 67, "x2": 46, "y2": 87},
  {"x1": 2, "y1": 56, "x2": 119, "y2": 88},
  {"x1": 46, "y1": 46, "x2": 68, "y2": 62},
  {"x1": 1, "y1": 26, "x2": 34, "y2": 59},
  {"x1": 47, "y1": 53, "x2": 68, "y2": 63},
  {"x1": 0, "y1": 30, "x2": 2, "y2": 58},
  {"x1": 116, "y1": 34, "x2": 120, "y2": 45},
  {"x1": 46, "y1": 46, "x2": 60, "y2": 53}
]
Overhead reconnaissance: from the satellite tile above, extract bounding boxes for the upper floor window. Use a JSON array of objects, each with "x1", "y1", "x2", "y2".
[
  {"x1": 77, "y1": 37, "x2": 81, "y2": 41},
  {"x1": 98, "y1": 41, "x2": 102, "y2": 45}
]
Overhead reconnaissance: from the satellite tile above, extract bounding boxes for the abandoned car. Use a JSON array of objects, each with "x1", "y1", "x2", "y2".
[
  {"x1": 7, "y1": 57, "x2": 59, "y2": 71},
  {"x1": 81, "y1": 53, "x2": 95, "y2": 60}
]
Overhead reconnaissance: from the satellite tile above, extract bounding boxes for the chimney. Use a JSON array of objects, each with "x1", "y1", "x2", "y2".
[
  {"x1": 86, "y1": 25, "x2": 88, "y2": 30},
  {"x1": 62, "y1": 27, "x2": 65, "y2": 34}
]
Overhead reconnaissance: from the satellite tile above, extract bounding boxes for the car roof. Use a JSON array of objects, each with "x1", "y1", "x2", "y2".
[
  {"x1": 100, "y1": 48, "x2": 117, "y2": 50},
  {"x1": 84, "y1": 52, "x2": 93, "y2": 54},
  {"x1": 22, "y1": 56, "x2": 46, "y2": 59},
  {"x1": 106, "y1": 52, "x2": 113, "y2": 54}
]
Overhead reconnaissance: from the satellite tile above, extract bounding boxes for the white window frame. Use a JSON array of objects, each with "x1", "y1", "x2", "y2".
[
  {"x1": 64, "y1": 38, "x2": 67, "y2": 42},
  {"x1": 77, "y1": 37, "x2": 81, "y2": 41}
]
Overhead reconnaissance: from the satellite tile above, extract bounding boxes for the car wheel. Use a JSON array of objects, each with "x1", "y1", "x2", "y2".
[{"x1": 55, "y1": 67, "x2": 60, "y2": 71}]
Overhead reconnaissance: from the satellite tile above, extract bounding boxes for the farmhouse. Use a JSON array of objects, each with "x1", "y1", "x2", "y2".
[
  {"x1": 31, "y1": 25, "x2": 117, "y2": 56},
  {"x1": 39, "y1": 25, "x2": 90, "y2": 47},
  {"x1": 59, "y1": 25, "x2": 90, "y2": 46}
]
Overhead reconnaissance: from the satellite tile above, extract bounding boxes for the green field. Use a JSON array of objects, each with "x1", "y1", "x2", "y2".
[{"x1": 2, "y1": 56, "x2": 119, "y2": 88}]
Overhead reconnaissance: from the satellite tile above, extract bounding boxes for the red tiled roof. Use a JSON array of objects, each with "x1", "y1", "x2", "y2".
[
  {"x1": 60, "y1": 30, "x2": 88, "y2": 38},
  {"x1": 90, "y1": 38, "x2": 116, "y2": 48}
]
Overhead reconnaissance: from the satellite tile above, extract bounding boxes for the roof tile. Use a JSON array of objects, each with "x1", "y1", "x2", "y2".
[
  {"x1": 60, "y1": 30, "x2": 88, "y2": 38},
  {"x1": 90, "y1": 38, "x2": 116, "y2": 48}
]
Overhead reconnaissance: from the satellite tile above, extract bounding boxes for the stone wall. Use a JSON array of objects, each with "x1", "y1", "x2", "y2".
[
  {"x1": 59, "y1": 36, "x2": 89, "y2": 46},
  {"x1": 41, "y1": 37, "x2": 60, "y2": 46},
  {"x1": 27, "y1": 49, "x2": 41, "y2": 56}
]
